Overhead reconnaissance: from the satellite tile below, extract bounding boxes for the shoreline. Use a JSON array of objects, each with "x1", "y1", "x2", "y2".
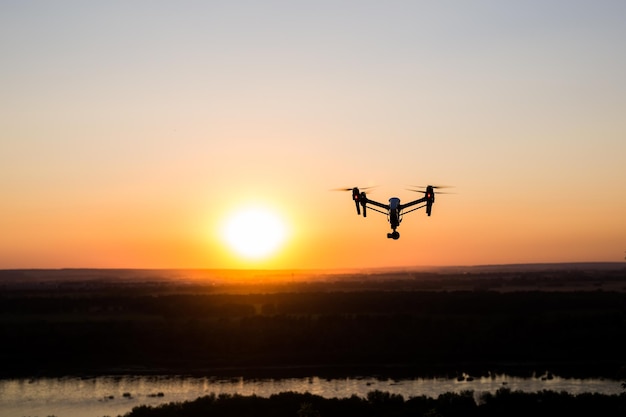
[{"x1": 3, "y1": 360, "x2": 624, "y2": 381}]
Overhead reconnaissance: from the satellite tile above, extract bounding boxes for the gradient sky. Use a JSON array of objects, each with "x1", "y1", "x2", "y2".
[{"x1": 1, "y1": 1, "x2": 625, "y2": 270}]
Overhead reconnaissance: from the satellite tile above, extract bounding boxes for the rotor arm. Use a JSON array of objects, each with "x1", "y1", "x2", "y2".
[
  {"x1": 364, "y1": 198, "x2": 390, "y2": 211},
  {"x1": 399, "y1": 196, "x2": 427, "y2": 211},
  {"x1": 402, "y1": 204, "x2": 427, "y2": 215},
  {"x1": 366, "y1": 206, "x2": 389, "y2": 215}
]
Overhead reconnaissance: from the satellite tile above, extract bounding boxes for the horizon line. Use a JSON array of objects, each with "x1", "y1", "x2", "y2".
[{"x1": 1, "y1": 261, "x2": 624, "y2": 273}]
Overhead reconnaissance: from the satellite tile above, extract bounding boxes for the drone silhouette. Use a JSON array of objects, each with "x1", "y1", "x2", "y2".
[{"x1": 333, "y1": 185, "x2": 451, "y2": 239}]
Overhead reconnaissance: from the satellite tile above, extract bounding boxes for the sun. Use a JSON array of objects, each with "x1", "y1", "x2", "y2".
[{"x1": 221, "y1": 206, "x2": 288, "y2": 260}]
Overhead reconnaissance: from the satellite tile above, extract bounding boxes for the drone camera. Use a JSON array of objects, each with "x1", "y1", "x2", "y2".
[{"x1": 387, "y1": 231, "x2": 400, "y2": 240}]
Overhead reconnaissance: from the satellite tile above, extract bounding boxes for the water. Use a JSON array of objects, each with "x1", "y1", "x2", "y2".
[{"x1": 0, "y1": 374, "x2": 621, "y2": 417}]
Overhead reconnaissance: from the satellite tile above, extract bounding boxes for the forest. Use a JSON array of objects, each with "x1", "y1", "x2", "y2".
[{"x1": 1, "y1": 267, "x2": 625, "y2": 380}]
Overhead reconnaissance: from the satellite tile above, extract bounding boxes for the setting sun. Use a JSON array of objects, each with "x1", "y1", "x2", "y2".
[{"x1": 220, "y1": 207, "x2": 288, "y2": 260}]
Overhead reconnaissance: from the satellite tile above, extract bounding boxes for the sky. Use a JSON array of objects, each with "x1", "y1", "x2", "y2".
[{"x1": 1, "y1": 1, "x2": 625, "y2": 270}]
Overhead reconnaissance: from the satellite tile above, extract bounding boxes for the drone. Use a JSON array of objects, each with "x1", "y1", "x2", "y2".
[{"x1": 334, "y1": 185, "x2": 450, "y2": 239}]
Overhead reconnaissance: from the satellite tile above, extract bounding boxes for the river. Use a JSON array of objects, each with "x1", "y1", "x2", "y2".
[{"x1": 1, "y1": 374, "x2": 622, "y2": 417}]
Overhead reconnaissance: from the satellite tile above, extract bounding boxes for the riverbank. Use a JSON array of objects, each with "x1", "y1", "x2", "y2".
[
  {"x1": 2, "y1": 374, "x2": 624, "y2": 417},
  {"x1": 113, "y1": 390, "x2": 626, "y2": 417},
  {"x1": 2, "y1": 360, "x2": 623, "y2": 381}
]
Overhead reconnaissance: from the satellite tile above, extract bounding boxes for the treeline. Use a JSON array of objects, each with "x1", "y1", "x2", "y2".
[
  {"x1": 1, "y1": 291, "x2": 625, "y2": 377},
  {"x1": 2, "y1": 290, "x2": 624, "y2": 316},
  {"x1": 124, "y1": 389, "x2": 626, "y2": 417}
]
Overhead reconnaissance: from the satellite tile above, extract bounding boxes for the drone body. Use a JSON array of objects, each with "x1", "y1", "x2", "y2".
[{"x1": 341, "y1": 185, "x2": 442, "y2": 239}]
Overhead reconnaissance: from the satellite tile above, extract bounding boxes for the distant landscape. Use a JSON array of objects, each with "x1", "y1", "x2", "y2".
[
  {"x1": 1, "y1": 263, "x2": 625, "y2": 380},
  {"x1": 2, "y1": 261, "x2": 625, "y2": 289}
]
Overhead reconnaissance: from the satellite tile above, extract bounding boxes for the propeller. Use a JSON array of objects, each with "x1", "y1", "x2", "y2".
[
  {"x1": 407, "y1": 189, "x2": 456, "y2": 195},
  {"x1": 331, "y1": 186, "x2": 376, "y2": 217},
  {"x1": 407, "y1": 185, "x2": 456, "y2": 195},
  {"x1": 409, "y1": 185, "x2": 455, "y2": 189},
  {"x1": 330, "y1": 186, "x2": 377, "y2": 192}
]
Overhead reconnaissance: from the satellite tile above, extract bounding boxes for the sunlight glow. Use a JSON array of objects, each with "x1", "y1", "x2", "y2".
[{"x1": 221, "y1": 207, "x2": 288, "y2": 260}]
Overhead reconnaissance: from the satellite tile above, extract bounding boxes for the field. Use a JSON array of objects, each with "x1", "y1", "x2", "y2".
[{"x1": 1, "y1": 263, "x2": 625, "y2": 380}]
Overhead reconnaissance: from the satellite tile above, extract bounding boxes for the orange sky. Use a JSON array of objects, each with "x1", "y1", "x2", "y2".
[{"x1": 1, "y1": 2, "x2": 625, "y2": 270}]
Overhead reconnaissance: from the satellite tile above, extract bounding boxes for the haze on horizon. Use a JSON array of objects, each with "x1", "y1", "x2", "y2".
[{"x1": 1, "y1": 1, "x2": 625, "y2": 270}]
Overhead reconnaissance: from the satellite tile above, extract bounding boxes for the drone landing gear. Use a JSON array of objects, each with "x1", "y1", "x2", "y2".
[{"x1": 387, "y1": 231, "x2": 400, "y2": 240}]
